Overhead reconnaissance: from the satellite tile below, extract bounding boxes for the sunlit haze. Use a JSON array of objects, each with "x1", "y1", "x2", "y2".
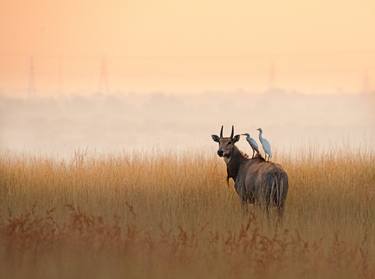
[{"x1": 0, "y1": 0, "x2": 375, "y2": 93}]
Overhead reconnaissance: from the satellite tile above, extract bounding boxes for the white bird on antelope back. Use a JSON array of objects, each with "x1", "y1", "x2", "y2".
[
  {"x1": 241, "y1": 133, "x2": 260, "y2": 158},
  {"x1": 257, "y1": 128, "x2": 272, "y2": 161}
]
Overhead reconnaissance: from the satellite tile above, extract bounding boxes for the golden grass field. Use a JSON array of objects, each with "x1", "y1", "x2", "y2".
[{"x1": 0, "y1": 150, "x2": 375, "y2": 279}]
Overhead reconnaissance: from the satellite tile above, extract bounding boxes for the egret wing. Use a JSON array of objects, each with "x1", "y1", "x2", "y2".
[{"x1": 263, "y1": 138, "x2": 272, "y2": 157}]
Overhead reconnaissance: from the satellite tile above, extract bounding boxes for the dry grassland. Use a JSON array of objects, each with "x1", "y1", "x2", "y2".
[{"x1": 0, "y1": 150, "x2": 374, "y2": 278}]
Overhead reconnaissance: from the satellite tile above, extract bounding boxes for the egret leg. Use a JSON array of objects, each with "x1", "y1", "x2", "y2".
[{"x1": 252, "y1": 150, "x2": 255, "y2": 158}]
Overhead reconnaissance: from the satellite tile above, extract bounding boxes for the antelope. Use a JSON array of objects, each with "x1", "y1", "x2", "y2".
[{"x1": 212, "y1": 125, "x2": 288, "y2": 217}]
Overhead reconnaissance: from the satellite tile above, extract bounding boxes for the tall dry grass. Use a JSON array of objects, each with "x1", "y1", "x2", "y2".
[{"x1": 0, "y1": 150, "x2": 374, "y2": 279}]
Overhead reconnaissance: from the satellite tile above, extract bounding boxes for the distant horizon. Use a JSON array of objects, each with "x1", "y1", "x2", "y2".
[{"x1": 1, "y1": 86, "x2": 374, "y2": 98}]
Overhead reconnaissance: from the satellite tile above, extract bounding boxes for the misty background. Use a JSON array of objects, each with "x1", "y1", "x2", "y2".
[
  {"x1": 1, "y1": 1, "x2": 375, "y2": 157},
  {"x1": 1, "y1": 89, "x2": 374, "y2": 158}
]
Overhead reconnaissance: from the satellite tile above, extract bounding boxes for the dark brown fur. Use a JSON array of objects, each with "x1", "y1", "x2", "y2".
[{"x1": 226, "y1": 146, "x2": 288, "y2": 215}]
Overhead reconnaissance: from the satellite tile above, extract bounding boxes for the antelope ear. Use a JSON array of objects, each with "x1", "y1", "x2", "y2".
[
  {"x1": 232, "y1": 134, "x2": 240, "y2": 143},
  {"x1": 211, "y1": 135, "x2": 220, "y2": 142}
]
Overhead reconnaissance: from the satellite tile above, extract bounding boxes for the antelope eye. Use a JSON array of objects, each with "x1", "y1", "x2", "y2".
[{"x1": 227, "y1": 141, "x2": 232, "y2": 145}]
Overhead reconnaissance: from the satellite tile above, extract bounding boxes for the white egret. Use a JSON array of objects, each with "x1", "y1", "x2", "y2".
[
  {"x1": 257, "y1": 128, "x2": 272, "y2": 161},
  {"x1": 241, "y1": 133, "x2": 260, "y2": 158}
]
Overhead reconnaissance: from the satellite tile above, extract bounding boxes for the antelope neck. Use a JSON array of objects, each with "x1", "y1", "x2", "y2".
[{"x1": 225, "y1": 146, "x2": 247, "y2": 180}]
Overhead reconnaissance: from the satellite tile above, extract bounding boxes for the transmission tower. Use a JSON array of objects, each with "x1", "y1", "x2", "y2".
[
  {"x1": 27, "y1": 56, "x2": 36, "y2": 98},
  {"x1": 268, "y1": 62, "x2": 276, "y2": 89},
  {"x1": 98, "y1": 56, "x2": 109, "y2": 94},
  {"x1": 57, "y1": 57, "x2": 64, "y2": 96},
  {"x1": 362, "y1": 70, "x2": 370, "y2": 95}
]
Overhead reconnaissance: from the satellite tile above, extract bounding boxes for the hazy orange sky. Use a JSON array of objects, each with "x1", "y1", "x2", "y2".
[{"x1": 1, "y1": 0, "x2": 375, "y2": 94}]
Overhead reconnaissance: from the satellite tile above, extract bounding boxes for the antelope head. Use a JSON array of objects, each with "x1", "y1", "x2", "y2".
[{"x1": 211, "y1": 125, "x2": 240, "y2": 158}]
